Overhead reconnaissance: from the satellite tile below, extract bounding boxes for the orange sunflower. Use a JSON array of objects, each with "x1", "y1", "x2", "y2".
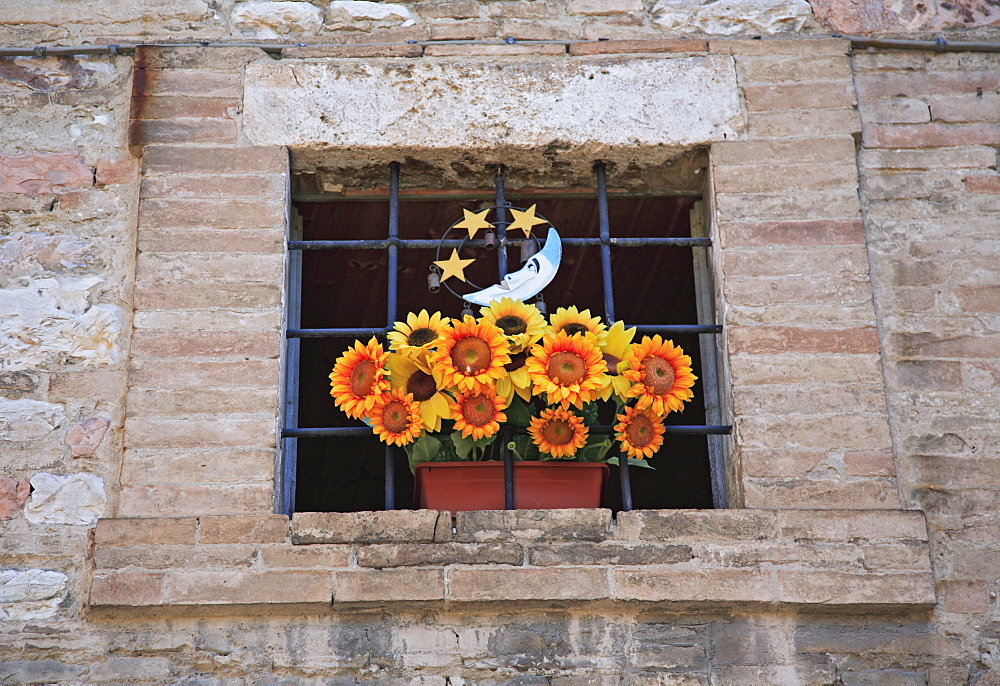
[
  {"x1": 525, "y1": 331, "x2": 607, "y2": 409},
  {"x1": 387, "y1": 309, "x2": 450, "y2": 369},
  {"x1": 622, "y1": 335, "x2": 697, "y2": 415},
  {"x1": 369, "y1": 388, "x2": 424, "y2": 446},
  {"x1": 614, "y1": 405, "x2": 665, "y2": 460},
  {"x1": 429, "y1": 315, "x2": 511, "y2": 394},
  {"x1": 549, "y1": 306, "x2": 608, "y2": 346},
  {"x1": 450, "y1": 386, "x2": 508, "y2": 440},
  {"x1": 528, "y1": 407, "x2": 589, "y2": 459},
  {"x1": 597, "y1": 320, "x2": 637, "y2": 402},
  {"x1": 479, "y1": 298, "x2": 547, "y2": 354},
  {"x1": 329, "y1": 337, "x2": 390, "y2": 420}
]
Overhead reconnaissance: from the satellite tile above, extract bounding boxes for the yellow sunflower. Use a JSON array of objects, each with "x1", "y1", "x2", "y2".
[
  {"x1": 450, "y1": 386, "x2": 508, "y2": 440},
  {"x1": 479, "y1": 298, "x2": 547, "y2": 354},
  {"x1": 614, "y1": 405, "x2": 665, "y2": 460},
  {"x1": 386, "y1": 352, "x2": 452, "y2": 433},
  {"x1": 496, "y1": 350, "x2": 532, "y2": 403},
  {"x1": 429, "y1": 315, "x2": 511, "y2": 394},
  {"x1": 597, "y1": 320, "x2": 637, "y2": 402},
  {"x1": 329, "y1": 337, "x2": 390, "y2": 420},
  {"x1": 622, "y1": 335, "x2": 697, "y2": 415},
  {"x1": 525, "y1": 331, "x2": 607, "y2": 409},
  {"x1": 528, "y1": 407, "x2": 589, "y2": 459},
  {"x1": 369, "y1": 388, "x2": 424, "y2": 446},
  {"x1": 387, "y1": 309, "x2": 450, "y2": 369},
  {"x1": 549, "y1": 306, "x2": 608, "y2": 346}
]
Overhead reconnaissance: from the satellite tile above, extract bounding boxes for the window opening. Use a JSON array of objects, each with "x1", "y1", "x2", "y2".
[{"x1": 282, "y1": 163, "x2": 731, "y2": 515}]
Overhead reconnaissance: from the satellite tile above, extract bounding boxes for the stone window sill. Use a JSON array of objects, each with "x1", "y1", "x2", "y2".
[{"x1": 87, "y1": 508, "x2": 935, "y2": 615}]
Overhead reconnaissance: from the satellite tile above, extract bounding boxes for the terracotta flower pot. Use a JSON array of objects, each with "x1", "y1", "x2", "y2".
[{"x1": 414, "y1": 461, "x2": 609, "y2": 512}]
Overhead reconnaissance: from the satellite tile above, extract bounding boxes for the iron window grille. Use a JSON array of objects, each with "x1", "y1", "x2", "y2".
[{"x1": 280, "y1": 162, "x2": 732, "y2": 515}]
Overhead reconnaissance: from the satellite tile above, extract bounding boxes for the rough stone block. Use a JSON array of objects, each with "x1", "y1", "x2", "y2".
[
  {"x1": 124, "y1": 416, "x2": 277, "y2": 449},
  {"x1": 139, "y1": 69, "x2": 243, "y2": 97},
  {"x1": 617, "y1": 509, "x2": 778, "y2": 542},
  {"x1": 0, "y1": 661, "x2": 82, "y2": 683},
  {"x1": 455, "y1": 509, "x2": 612, "y2": 542},
  {"x1": 736, "y1": 54, "x2": 851, "y2": 84},
  {"x1": 63, "y1": 415, "x2": 111, "y2": 458},
  {"x1": 569, "y1": 38, "x2": 707, "y2": 55},
  {"x1": 743, "y1": 82, "x2": 856, "y2": 112},
  {"x1": 742, "y1": 478, "x2": 901, "y2": 510},
  {"x1": 719, "y1": 219, "x2": 865, "y2": 247},
  {"x1": 90, "y1": 571, "x2": 166, "y2": 607},
  {"x1": 118, "y1": 483, "x2": 274, "y2": 517},
  {"x1": 138, "y1": 228, "x2": 284, "y2": 253},
  {"x1": 24, "y1": 472, "x2": 106, "y2": 526},
  {"x1": 356, "y1": 543, "x2": 523, "y2": 568},
  {"x1": 334, "y1": 569, "x2": 444, "y2": 602},
  {"x1": 134, "y1": 47, "x2": 266, "y2": 71},
  {"x1": 141, "y1": 174, "x2": 286, "y2": 200},
  {"x1": 95, "y1": 157, "x2": 139, "y2": 186},
  {"x1": 528, "y1": 542, "x2": 692, "y2": 566},
  {"x1": 423, "y1": 43, "x2": 566, "y2": 57},
  {"x1": 93, "y1": 543, "x2": 255, "y2": 570},
  {"x1": 727, "y1": 326, "x2": 880, "y2": 355},
  {"x1": 94, "y1": 516, "x2": 198, "y2": 547},
  {"x1": 292, "y1": 510, "x2": 447, "y2": 544},
  {"x1": 447, "y1": 567, "x2": 608, "y2": 601},
  {"x1": 198, "y1": 514, "x2": 288, "y2": 544},
  {"x1": 415, "y1": 1, "x2": 481, "y2": 19},
  {"x1": 120, "y1": 448, "x2": 275, "y2": 485},
  {"x1": 260, "y1": 544, "x2": 351, "y2": 568},
  {"x1": 864, "y1": 123, "x2": 1000, "y2": 149},
  {"x1": 776, "y1": 510, "x2": 928, "y2": 542},
  {"x1": 134, "y1": 95, "x2": 237, "y2": 120},
  {"x1": 138, "y1": 198, "x2": 286, "y2": 230},
  {"x1": 133, "y1": 283, "x2": 282, "y2": 309},
  {"x1": 710, "y1": 38, "x2": 850, "y2": 56},
  {"x1": 748, "y1": 107, "x2": 861, "y2": 138},
  {"x1": 282, "y1": 44, "x2": 422, "y2": 59},
  {"x1": 127, "y1": 358, "x2": 281, "y2": 390},
  {"x1": 568, "y1": 0, "x2": 643, "y2": 14},
  {"x1": 130, "y1": 119, "x2": 238, "y2": 148},
  {"x1": 429, "y1": 19, "x2": 499, "y2": 40},
  {"x1": 231, "y1": 1, "x2": 323, "y2": 39},
  {"x1": 776, "y1": 570, "x2": 935, "y2": 605},
  {"x1": 712, "y1": 163, "x2": 858, "y2": 193},
  {"x1": 166, "y1": 569, "x2": 331, "y2": 605},
  {"x1": 131, "y1": 331, "x2": 281, "y2": 359},
  {"x1": 712, "y1": 136, "x2": 856, "y2": 165},
  {"x1": 0, "y1": 477, "x2": 30, "y2": 519},
  {"x1": 614, "y1": 568, "x2": 772, "y2": 602},
  {"x1": 142, "y1": 145, "x2": 287, "y2": 176},
  {"x1": 0, "y1": 151, "x2": 93, "y2": 194}
]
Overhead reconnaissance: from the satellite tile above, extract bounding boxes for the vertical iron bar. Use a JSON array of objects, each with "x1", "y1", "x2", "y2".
[
  {"x1": 503, "y1": 430, "x2": 515, "y2": 510},
  {"x1": 384, "y1": 445, "x2": 395, "y2": 510},
  {"x1": 384, "y1": 162, "x2": 401, "y2": 510},
  {"x1": 618, "y1": 455, "x2": 633, "y2": 512},
  {"x1": 595, "y1": 162, "x2": 616, "y2": 323},
  {"x1": 495, "y1": 166, "x2": 508, "y2": 280},
  {"x1": 281, "y1": 203, "x2": 303, "y2": 516}
]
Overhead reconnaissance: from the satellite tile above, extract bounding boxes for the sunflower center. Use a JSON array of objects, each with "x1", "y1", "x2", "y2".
[
  {"x1": 452, "y1": 336, "x2": 491, "y2": 375},
  {"x1": 461, "y1": 394, "x2": 495, "y2": 427},
  {"x1": 349, "y1": 359, "x2": 378, "y2": 397},
  {"x1": 495, "y1": 315, "x2": 528, "y2": 336},
  {"x1": 505, "y1": 351, "x2": 528, "y2": 372},
  {"x1": 405, "y1": 370, "x2": 437, "y2": 402},
  {"x1": 542, "y1": 419, "x2": 574, "y2": 446},
  {"x1": 641, "y1": 356, "x2": 675, "y2": 394},
  {"x1": 406, "y1": 327, "x2": 437, "y2": 347},
  {"x1": 603, "y1": 353, "x2": 621, "y2": 376},
  {"x1": 547, "y1": 351, "x2": 586, "y2": 386},
  {"x1": 561, "y1": 323, "x2": 590, "y2": 337},
  {"x1": 382, "y1": 400, "x2": 410, "y2": 434},
  {"x1": 625, "y1": 414, "x2": 655, "y2": 449}
]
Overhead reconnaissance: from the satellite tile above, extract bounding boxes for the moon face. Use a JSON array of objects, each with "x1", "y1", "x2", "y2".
[{"x1": 464, "y1": 228, "x2": 562, "y2": 306}]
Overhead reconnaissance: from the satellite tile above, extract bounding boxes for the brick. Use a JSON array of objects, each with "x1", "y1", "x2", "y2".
[
  {"x1": 356, "y1": 543, "x2": 522, "y2": 568},
  {"x1": 448, "y1": 567, "x2": 608, "y2": 601},
  {"x1": 292, "y1": 510, "x2": 446, "y2": 544},
  {"x1": 499, "y1": 18, "x2": 578, "y2": 41},
  {"x1": 130, "y1": 119, "x2": 238, "y2": 148},
  {"x1": 166, "y1": 569, "x2": 331, "y2": 605},
  {"x1": 142, "y1": 146, "x2": 287, "y2": 175},
  {"x1": 736, "y1": 54, "x2": 851, "y2": 84},
  {"x1": 740, "y1": 448, "x2": 829, "y2": 478},
  {"x1": 335, "y1": 569, "x2": 444, "y2": 602},
  {"x1": 567, "y1": 0, "x2": 642, "y2": 14},
  {"x1": 138, "y1": 198, "x2": 285, "y2": 230},
  {"x1": 90, "y1": 571, "x2": 165, "y2": 606},
  {"x1": 724, "y1": 274, "x2": 870, "y2": 306},
  {"x1": 955, "y1": 285, "x2": 1000, "y2": 312},
  {"x1": 965, "y1": 174, "x2": 1000, "y2": 193},
  {"x1": 124, "y1": 416, "x2": 276, "y2": 449},
  {"x1": 423, "y1": 43, "x2": 566, "y2": 57},
  {"x1": 617, "y1": 510, "x2": 778, "y2": 542},
  {"x1": 529, "y1": 542, "x2": 692, "y2": 566},
  {"x1": 455, "y1": 509, "x2": 612, "y2": 542},
  {"x1": 895, "y1": 360, "x2": 962, "y2": 390},
  {"x1": 715, "y1": 188, "x2": 861, "y2": 222},
  {"x1": 121, "y1": 448, "x2": 275, "y2": 485},
  {"x1": 429, "y1": 20, "x2": 499, "y2": 40},
  {"x1": 938, "y1": 580, "x2": 988, "y2": 614},
  {"x1": 126, "y1": 388, "x2": 278, "y2": 416},
  {"x1": 727, "y1": 326, "x2": 880, "y2": 355},
  {"x1": 95, "y1": 157, "x2": 139, "y2": 186},
  {"x1": 140, "y1": 69, "x2": 243, "y2": 97},
  {"x1": 282, "y1": 44, "x2": 423, "y2": 59},
  {"x1": 891, "y1": 333, "x2": 999, "y2": 359},
  {"x1": 489, "y1": 1, "x2": 559, "y2": 18},
  {"x1": 415, "y1": 1, "x2": 481, "y2": 19},
  {"x1": 709, "y1": 38, "x2": 849, "y2": 56},
  {"x1": 720, "y1": 246, "x2": 869, "y2": 278},
  {"x1": 712, "y1": 163, "x2": 857, "y2": 193},
  {"x1": 859, "y1": 145, "x2": 997, "y2": 170},
  {"x1": 743, "y1": 82, "x2": 855, "y2": 112},
  {"x1": 614, "y1": 568, "x2": 772, "y2": 602},
  {"x1": 135, "y1": 46, "x2": 266, "y2": 71},
  {"x1": 0, "y1": 150, "x2": 93, "y2": 194},
  {"x1": 864, "y1": 171, "x2": 964, "y2": 201},
  {"x1": 776, "y1": 510, "x2": 927, "y2": 541},
  {"x1": 712, "y1": 136, "x2": 856, "y2": 165},
  {"x1": 864, "y1": 123, "x2": 1000, "y2": 149},
  {"x1": 198, "y1": 514, "x2": 288, "y2": 544},
  {"x1": 134, "y1": 96, "x2": 236, "y2": 120},
  {"x1": 48, "y1": 370, "x2": 126, "y2": 399},
  {"x1": 855, "y1": 71, "x2": 1000, "y2": 99},
  {"x1": 719, "y1": 219, "x2": 865, "y2": 247},
  {"x1": 118, "y1": 483, "x2": 274, "y2": 517},
  {"x1": 569, "y1": 39, "x2": 706, "y2": 55},
  {"x1": 134, "y1": 309, "x2": 281, "y2": 332},
  {"x1": 94, "y1": 544, "x2": 255, "y2": 570},
  {"x1": 852, "y1": 51, "x2": 926, "y2": 72},
  {"x1": 861, "y1": 543, "x2": 933, "y2": 572},
  {"x1": 128, "y1": 358, "x2": 280, "y2": 389},
  {"x1": 859, "y1": 97, "x2": 930, "y2": 125},
  {"x1": 95, "y1": 517, "x2": 198, "y2": 547},
  {"x1": 742, "y1": 478, "x2": 900, "y2": 509},
  {"x1": 134, "y1": 283, "x2": 282, "y2": 309},
  {"x1": 890, "y1": 260, "x2": 948, "y2": 286},
  {"x1": 729, "y1": 353, "x2": 883, "y2": 386},
  {"x1": 140, "y1": 174, "x2": 286, "y2": 200},
  {"x1": 929, "y1": 93, "x2": 1000, "y2": 123},
  {"x1": 912, "y1": 456, "x2": 1000, "y2": 489},
  {"x1": 138, "y1": 228, "x2": 283, "y2": 253},
  {"x1": 131, "y1": 331, "x2": 281, "y2": 359},
  {"x1": 739, "y1": 414, "x2": 891, "y2": 450},
  {"x1": 749, "y1": 107, "x2": 861, "y2": 138},
  {"x1": 776, "y1": 570, "x2": 935, "y2": 606},
  {"x1": 733, "y1": 384, "x2": 888, "y2": 418},
  {"x1": 260, "y1": 545, "x2": 351, "y2": 568}
]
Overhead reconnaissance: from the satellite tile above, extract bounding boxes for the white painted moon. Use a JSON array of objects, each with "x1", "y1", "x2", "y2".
[{"x1": 464, "y1": 228, "x2": 562, "y2": 306}]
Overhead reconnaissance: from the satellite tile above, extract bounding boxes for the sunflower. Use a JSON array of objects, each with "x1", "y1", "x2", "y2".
[
  {"x1": 525, "y1": 331, "x2": 607, "y2": 409},
  {"x1": 496, "y1": 350, "x2": 532, "y2": 403},
  {"x1": 549, "y1": 306, "x2": 608, "y2": 346},
  {"x1": 329, "y1": 337, "x2": 390, "y2": 420},
  {"x1": 386, "y1": 352, "x2": 452, "y2": 433},
  {"x1": 613, "y1": 405, "x2": 665, "y2": 460},
  {"x1": 622, "y1": 335, "x2": 697, "y2": 415},
  {"x1": 450, "y1": 386, "x2": 508, "y2": 440},
  {"x1": 387, "y1": 309, "x2": 450, "y2": 369},
  {"x1": 479, "y1": 298, "x2": 547, "y2": 354},
  {"x1": 528, "y1": 407, "x2": 589, "y2": 459},
  {"x1": 597, "y1": 320, "x2": 637, "y2": 402},
  {"x1": 429, "y1": 315, "x2": 511, "y2": 394},
  {"x1": 369, "y1": 388, "x2": 424, "y2": 446}
]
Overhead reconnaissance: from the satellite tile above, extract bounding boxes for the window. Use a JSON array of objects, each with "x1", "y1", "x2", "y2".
[{"x1": 281, "y1": 163, "x2": 729, "y2": 514}]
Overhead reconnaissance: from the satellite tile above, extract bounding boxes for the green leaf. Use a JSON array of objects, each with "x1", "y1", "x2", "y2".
[
  {"x1": 576, "y1": 436, "x2": 612, "y2": 463},
  {"x1": 506, "y1": 396, "x2": 533, "y2": 427},
  {"x1": 580, "y1": 402, "x2": 600, "y2": 426},
  {"x1": 405, "y1": 434, "x2": 442, "y2": 473},
  {"x1": 606, "y1": 456, "x2": 655, "y2": 470},
  {"x1": 451, "y1": 430, "x2": 497, "y2": 460}
]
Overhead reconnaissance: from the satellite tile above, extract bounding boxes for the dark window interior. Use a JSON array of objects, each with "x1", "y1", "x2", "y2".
[{"x1": 293, "y1": 195, "x2": 714, "y2": 512}]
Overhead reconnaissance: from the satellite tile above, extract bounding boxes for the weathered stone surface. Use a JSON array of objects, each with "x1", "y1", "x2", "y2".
[
  {"x1": 455, "y1": 509, "x2": 612, "y2": 542},
  {"x1": 0, "y1": 477, "x2": 30, "y2": 519},
  {"x1": 0, "y1": 151, "x2": 92, "y2": 194},
  {"x1": 0, "y1": 398, "x2": 65, "y2": 441},
  {"x1": 651, "y1": 0, "x2": 813, "y2": 34},
  {"x1": 325, "y1": 1, "x2": 415, "y2": 28},
  {"x1": 809, "y1": 0, "x2": 1000, "y2": 33},
  {"x1": 0, "y1": 232, "x2": 93, "y2": 280},
  {"x1": 292, "y1": 510, "x2": 447, "y2": 544},
  {"x1": 231, "y1": 1, "x2": 324, "y2": 39},
  {"x1": 0, "y1": 568, "x2": 67, "y2": 620},
  {"x1": 24, "y1": 472, "x2": 106, "y2": 525},
  {"x1": 63, "y1": 413, "x2": 111, "y2": 457}
]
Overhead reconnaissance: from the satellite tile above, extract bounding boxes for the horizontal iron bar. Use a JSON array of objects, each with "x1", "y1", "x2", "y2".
[
  {"x1": 287, "y1": 324, "x2": 722, "y2": 338},
  {"x1": 633, "y1": 324, "x2": 723, "y2": 334},
  {"x1": 288, "y1": 237, "x2": 711, "y2": 250},
  {"x1": 282, "y1": 424, "x2": 732, "y2": 438}
]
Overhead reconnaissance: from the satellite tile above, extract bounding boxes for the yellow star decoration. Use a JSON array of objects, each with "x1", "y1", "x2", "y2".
[
  {"x1": 434, "y1": 249, "x2": 476, "y2": 283},
  {"x1": 507, "y1": 204, "x2": 548, "y2": 238},
  {"x1": 454, "y1": 208, "x2": 494, "y2": 239}
]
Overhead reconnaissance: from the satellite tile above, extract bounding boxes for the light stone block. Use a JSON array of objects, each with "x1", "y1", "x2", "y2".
[
  {"x1": 651, "y1": 0, "x2": 813, "y2": 35},
  {"x1": 24, "y1": 472, "x2": 106, "y2": 526},
  {"x1": 231, "y1": 1, "x2": 324, "y2": 39},
  {"x1": 0, "y1": 399, "x2": 65, "y2": 441}
]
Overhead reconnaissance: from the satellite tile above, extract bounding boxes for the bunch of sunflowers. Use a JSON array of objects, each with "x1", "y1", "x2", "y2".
[{"x1": 329, "y1": 298, "x2": 697, "y2": 469}]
